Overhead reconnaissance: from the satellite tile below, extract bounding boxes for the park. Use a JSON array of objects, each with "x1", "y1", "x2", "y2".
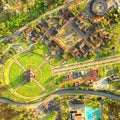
[{"x1": 3, "y1": 52, "x2": 53, "y2": 102}]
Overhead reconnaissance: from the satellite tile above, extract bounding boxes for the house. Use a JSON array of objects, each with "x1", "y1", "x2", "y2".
[
  {"x1": 60, "y1": 71, "x2": 83, "y2": 87},
  {"x1": 69, "y1": 99, "x2": 85, "y2": 120},
  {"x1": 25, "y1": 28, "x2": 38, "y2": 42},
  {"x1": 61, "y1": 68, "x2": 98, "y2": 87},
  {"x1": 25, "y1": 28, "x2": 32, "y2": 40},
  {"x1": 84, "y1": 69, "x2": 98, "y2": 83}
]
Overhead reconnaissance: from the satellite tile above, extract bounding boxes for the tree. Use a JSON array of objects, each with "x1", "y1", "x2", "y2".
[
  {"x1": 0, "y1": 23, "x2": 6, "y2": 30},
  {"x1": 34, "y1": 27, "x2": 41, "y2": 33},
  {"x1": 58, "y1": 19, "x2": 63, "y2": 26}
]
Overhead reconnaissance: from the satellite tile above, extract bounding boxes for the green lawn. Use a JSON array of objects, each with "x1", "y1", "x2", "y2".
[
  {"x1": 9, "y1": 63, "x2": 24, "y2": 88},
  {"x1": 40, "y1": 63, "x2": 52, "y2": 88},
  {"x1": 98, "y1": 67, "x2": 106, "y2": 78},
  {"x1": 107, "y1": 70, "x2": 113, "y2": 76},
  {"x1": 35, "y1": 69, "x2": 42, "y2": 81},
  {"x1": 18, "y1": 53, "x2": 44, "y2": 68},
  {"x1": 24, "y1": 81, "x2": 37, "y2": 87},
  {"x1": 50, "y1": 58, "x2": 61, "y2": 66},
  {"x1": 44, "y1": 111, "x2": 58, "y2": 120},
  {"x1": 8, "y1": 52, "x2": 52, "y2": 97},
  {"x1": 16, "y1": 83, "x2": 43, "y2": 97},
  {"x1": 23, "y1": 64, "x2": 37, "y2": 70},
  {"x1": 67, "y1": 56, "x2": 87, "y2": 64},
  {"x1": 114, "y1": 64, "x2": 120, "y2": 76},
  {"x1": 33, "y1": 42, "x2": 48, "y2": 56},
  {"x1": 86, "y1": 100, "x2": 100, "y2": 108}
]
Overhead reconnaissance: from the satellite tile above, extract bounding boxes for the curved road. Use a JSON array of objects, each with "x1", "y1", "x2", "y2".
[
  {"x1": 0, "y1": 89, "x2": 120, "y2": 107},
  {"x1": 53, "y1": 89, "x2": 120, "y2": 101}
]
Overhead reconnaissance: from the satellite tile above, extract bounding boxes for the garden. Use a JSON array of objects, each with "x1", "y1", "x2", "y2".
[{"x1": 3, "y1": 52, "x2": 53, "y2": 101}]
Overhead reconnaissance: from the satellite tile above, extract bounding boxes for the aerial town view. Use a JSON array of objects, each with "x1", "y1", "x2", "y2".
[{"x1": 0, "y1": 0, "x2": 120, "y2": 120}]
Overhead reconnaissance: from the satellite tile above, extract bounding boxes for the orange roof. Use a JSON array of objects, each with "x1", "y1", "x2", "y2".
[
  {"x1": 61, "y1": 69, "x2": 98, "y2": 87},
  {"x1": 85, "y1": 69, "x2": 98, "y2": 82},
  {"x1": 43, "y1": 103, "x2": 49, "y2": 110},
  {"x1": 94, "y1": 16, "x2": 104, "y2": 22},
  {"x1": 26, "y1": 28, "x2": 32, "y2": 39},
  {"x1": 75, "y1": 116, "x2": 82, "y2": 120}
]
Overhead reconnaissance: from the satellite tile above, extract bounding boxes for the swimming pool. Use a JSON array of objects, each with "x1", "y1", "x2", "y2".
[{"x1": 86, "y1": 107, "x2": 101, "y2": 120}]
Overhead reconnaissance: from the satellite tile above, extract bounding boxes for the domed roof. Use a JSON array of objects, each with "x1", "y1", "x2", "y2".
[{"x1": 92, "y1": 0, "x2": 108, "y2": 16}]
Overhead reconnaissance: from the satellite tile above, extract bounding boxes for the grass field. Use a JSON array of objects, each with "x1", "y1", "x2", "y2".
[
  {"x1": 35, "y1": 69, "x2": 42, "y2": 81},
  {"x1": 9, "y1": 63, "x2": 24, "y2": 88},
  {"x1": 16, "y1": 83, "x2": 43, "y2": 97},
  {"x1": 18, "y1": 53, "x2": 44, "y2": 67},
  {"x1": 40, "y1": 63, "x2": 52, "y2": 88},
  {"x1": 8, "y1": 52, "x2": 52, "y2": 97}
]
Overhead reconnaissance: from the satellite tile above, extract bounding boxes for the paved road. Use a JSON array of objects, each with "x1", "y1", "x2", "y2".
[
  {"x1": 0, "y1": 89, "x2": 120, "y2": 107},
  {"x1": 53, "y1": 89, "x2": 120, "y2": 101},
  {"x1": 52, "y1": 54, "x2": 120, "y2": 75},
  {"x1": 0, "y1": 0, "x2": 73, "y2": 43}
]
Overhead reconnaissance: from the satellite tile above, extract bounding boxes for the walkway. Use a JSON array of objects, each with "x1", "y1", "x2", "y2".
[
  {"x1": 14, "y1": 80, "x2": 26, "y2": 92},
  {"x1": 52, "y1": 54, "x2": 120, "y2": 75},
  {"x1": 35, "y1": 56, "x2": 50, "y2": 72},
  {"x1": 34, "y1": 80, "x2": 46, "y2": 91},
  {"x1": 14, "y1": 59, "x2": 26, "y2": 71}
]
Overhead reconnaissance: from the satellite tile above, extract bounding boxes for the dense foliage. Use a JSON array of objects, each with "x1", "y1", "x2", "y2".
[
  {"x1": 103, "y1": 99, "x2": 120, "y2": 120},
  {"x1": 0, "y1": 0, "x2": 65, "y2": 37}
]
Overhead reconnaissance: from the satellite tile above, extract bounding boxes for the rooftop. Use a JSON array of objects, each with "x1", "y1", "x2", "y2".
[
  {"x1": 91, "y1": 0, "x2": 108, "y2": 16},
  {"x1": 24, "y1": 68, "x2": 37, "y2": 82}
]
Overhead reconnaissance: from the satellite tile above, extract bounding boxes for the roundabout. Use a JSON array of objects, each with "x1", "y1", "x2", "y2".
[{"x1": 3, "y1": 52, "x2": 53, "y2": 102}]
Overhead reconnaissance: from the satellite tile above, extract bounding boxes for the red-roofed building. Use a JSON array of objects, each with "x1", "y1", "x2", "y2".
[
  {"x1": 25, "y1": 28, "x2": 32, "y2": 40},
  {"x1": 84, "y1": 69, "x2": 98, "y2": 83},
  {"x1": 61, "y1": 68, "x2": 98, "y2": 87}
]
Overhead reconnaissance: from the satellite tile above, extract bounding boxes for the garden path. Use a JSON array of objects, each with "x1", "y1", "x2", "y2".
[
  {"x1": 34, "y1": 79, "x2": 46, "y2": 91},
  {"x1": 14, "y1": 59, "x2": 26, "y2": 71},
  {"x1": 14, "y1": 80, "x2": 26, "y2": 92}
]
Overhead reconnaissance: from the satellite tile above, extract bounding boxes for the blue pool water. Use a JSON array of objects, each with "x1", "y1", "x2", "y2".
[{"x1": 86, "y1": 107, "x2": 101, "y2": 120}]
